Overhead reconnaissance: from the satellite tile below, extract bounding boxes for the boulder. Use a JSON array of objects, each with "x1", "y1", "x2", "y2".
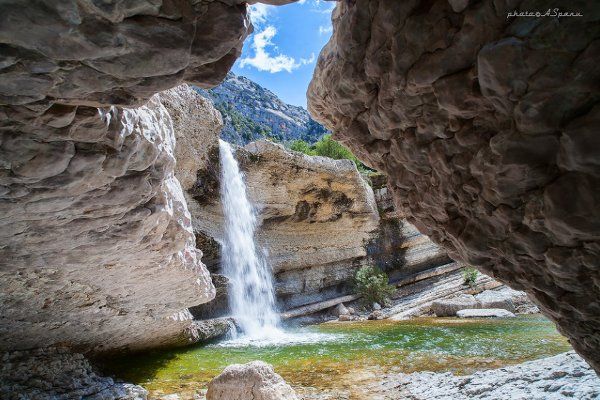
[
  {"x1": 206, "y1": 361, "x2": 298, "y2": 400},
  {"x1": 456, "y1": 309, "x2": 515, "y2": 318},
  {"x1": 368, "y1": 310, "x2": 385, "y2": 320},
  {"x1": 475, "y1": 290, "x2": 516, "y2": 312},
  {"x1": 335, "y1": 303, "x2": 350, "y2": 316},
  {"x1": 431, "y1": 294, "x2": 479, "y2": 317},
  {"x1": 372, "y1": 302, "x2": 382, "y2": 310},
  {"x1": 193, "y1": 318, "x2": 236, "y2": 343}
]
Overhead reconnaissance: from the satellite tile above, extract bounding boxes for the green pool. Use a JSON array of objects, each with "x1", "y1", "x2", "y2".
[{"x1": 100, "y1": 315, "x2": 571, "y2": 398}]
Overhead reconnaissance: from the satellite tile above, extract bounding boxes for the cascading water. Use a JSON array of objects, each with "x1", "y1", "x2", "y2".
[{"x1": 218, "y1": 140, "x2": 282, "y2": 340}]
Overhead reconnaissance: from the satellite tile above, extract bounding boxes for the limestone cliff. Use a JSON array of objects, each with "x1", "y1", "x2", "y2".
[
  {"x1": 189, "y1": 140, "x2": 380, "y2": 310},
  {"x1": 185, "y1": 139, "x2": 454, "y2": 316},
  {"x1": 0, "y1": 86, "x2": 215, "y2": 353},
  {"x1": 308, "y1": 0, "x2": 600, "y2": 370}
]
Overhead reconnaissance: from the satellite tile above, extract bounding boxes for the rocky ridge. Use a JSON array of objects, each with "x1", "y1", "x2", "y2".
[
  {"x1": 195, "y1": 72, "x2": 327, "y2": 144},
  {"x1": 308, "y1": 0, "x2": 600, "y2": 370}
]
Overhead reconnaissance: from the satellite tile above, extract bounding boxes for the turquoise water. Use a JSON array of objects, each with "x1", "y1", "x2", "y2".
[{"x1": 101, "y1": 315, "x2": 571, "y2": 397}]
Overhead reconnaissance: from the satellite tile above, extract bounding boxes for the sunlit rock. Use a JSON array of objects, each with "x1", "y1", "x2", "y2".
[{"x1": 206, "y1": 361, "x2": 299, "y2": 400}]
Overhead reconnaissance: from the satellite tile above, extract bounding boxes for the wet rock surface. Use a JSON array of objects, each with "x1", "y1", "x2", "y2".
[
  {"x1": 0, "y1": 347, "x2": 147, "y2": 400},
  {"x1": 308, "y1": 0, "x2": 600, "y2": 370},
  {"x1": 206, "y1": 361, "x2": 299, "y2": 400},
  {"x1": 193, "y1": 317, "x2": 237, "y2": 342}
]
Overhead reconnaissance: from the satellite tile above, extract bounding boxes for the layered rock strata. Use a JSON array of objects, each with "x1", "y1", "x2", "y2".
[
  {"x1": 189, "y1": 140, "x2": 381, "y2": 311},
  {"x1": 185, "y1": 140, "x2": 469, "y2": 319},
  {"x1": 308, "y1": 0, "x2": 600, "y2": 370}
]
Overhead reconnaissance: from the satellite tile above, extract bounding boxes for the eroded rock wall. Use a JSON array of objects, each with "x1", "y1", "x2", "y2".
[
  {"x1": 0, "y1": 87, "x2": 215, "y2": 353},
  {"x1": 308, "y1": 0, "x2": 600, "y2": 370}
]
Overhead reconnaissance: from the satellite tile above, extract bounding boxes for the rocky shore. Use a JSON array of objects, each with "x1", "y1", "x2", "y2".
[{"x1": 298, "y1": 352, "x2": 599, "y2": 400}]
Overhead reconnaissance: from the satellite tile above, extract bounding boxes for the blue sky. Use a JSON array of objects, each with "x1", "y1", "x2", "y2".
[{"x1": 232, "y1": 0, "x2": 335, "y2": 108}]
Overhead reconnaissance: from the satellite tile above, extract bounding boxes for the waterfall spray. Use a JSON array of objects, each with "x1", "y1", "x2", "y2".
[{"x1": 218, "y1": 140, "x2": 282, "y2": 339}]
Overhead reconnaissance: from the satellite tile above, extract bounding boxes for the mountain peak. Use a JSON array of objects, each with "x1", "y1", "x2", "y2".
[{"x1": 194, "y1": 72, "x2": 327, "y2": 145}]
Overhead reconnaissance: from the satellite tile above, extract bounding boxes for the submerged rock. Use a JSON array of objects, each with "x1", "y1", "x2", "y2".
[
  {"x1": 456, "y1": 308, "x2": 515, "y2": 318},
  {"x1": 206, "y1": 361, "x2": 298, "y2": 400}
]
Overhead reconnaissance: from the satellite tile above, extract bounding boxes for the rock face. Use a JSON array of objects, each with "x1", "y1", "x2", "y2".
[
  {"x1": 394, "y1": 352, "x2": 600, "y2": 400},
  {"x1": 190, "y1": 140, "x2": 381, "y2": 310},
  {"x1": 0, "y1": 0, "x2": 256, "y2": 108},
  {"x1": 195, "y1": 72, "x2": 327, "y2": 144},
  {"x1": 0, "y1": 86, "x2": 215, "y2": 353},
  {"x1": 308, "y1": 0, "x2": 600, "y2": 370},
  {"x1": 206, "y1": 361, "x2": 298, "y2": 400},
  {"x1": 0, "y1": 347, "x2": 147, "y2": 400}
]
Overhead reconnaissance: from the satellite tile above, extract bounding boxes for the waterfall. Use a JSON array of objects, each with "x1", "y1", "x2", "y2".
[{"x1": 218, "y1": 140, "x2": 282, "y2": 339}]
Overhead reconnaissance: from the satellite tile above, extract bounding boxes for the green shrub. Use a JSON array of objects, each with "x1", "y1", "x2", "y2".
[
  {"x1": 463, "y1": 267, "x2": 479, "y2": 288},
  {"x1": 289, "y1": 139, "x2": 315, "y2": 155},
  {"x1": 286, "y1": 135, "x2": 374, "y2": 173},
  {"x1": 354, "y1": 266, "x2": 395, "y2": 306}
]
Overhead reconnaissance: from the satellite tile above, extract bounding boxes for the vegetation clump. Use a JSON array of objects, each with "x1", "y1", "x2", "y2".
[
  {"x1": 288, "y1": 135, "x2": 374, "y2": 173},
  {"x1": 463, "y1": 267, "x2": 479, "y2": 288},
  {"x1": 354, "y1": 265, "x2": 395, "y2": 306}
]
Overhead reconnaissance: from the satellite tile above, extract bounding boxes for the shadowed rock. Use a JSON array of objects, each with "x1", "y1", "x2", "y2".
[{"x1": 308, "y1": 0, "x2": 600, "y2": 371}]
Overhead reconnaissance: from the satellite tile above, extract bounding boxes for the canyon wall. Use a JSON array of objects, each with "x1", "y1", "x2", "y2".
[
  {"x1": 307, "y1": 0, "x2": 599, "y2": 370},
  {"x1": 185, "y1": 138, "x2": 453, "y2": 315},
  {"x1": 0, "y1": 87, "x2": 215, "y2": 353},
  {"x1": 1, "y1": 0, "x2": 598, "y2": 374}
]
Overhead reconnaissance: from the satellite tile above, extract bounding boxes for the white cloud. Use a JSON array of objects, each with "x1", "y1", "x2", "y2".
[
  {"x1": 319, "y1": 25, "x2": 333, "y2": 35},
  {"x1": 311, "y1": 0, "x2": 336, "y2": 14},
  {"x1": 248, "y1": 4, "x2": 272, "y2": 25},
  {"x1": 239, "y1": 26, "x2": 315, "y2": 73}
]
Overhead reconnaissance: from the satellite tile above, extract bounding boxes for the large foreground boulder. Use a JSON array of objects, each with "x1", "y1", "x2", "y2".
[
  {"x1": 308, "y1": 0, "x2": 600, "y2": 371},
  {"x1": 206, "y1": 361, "x2": 298, "y2": 400}
]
